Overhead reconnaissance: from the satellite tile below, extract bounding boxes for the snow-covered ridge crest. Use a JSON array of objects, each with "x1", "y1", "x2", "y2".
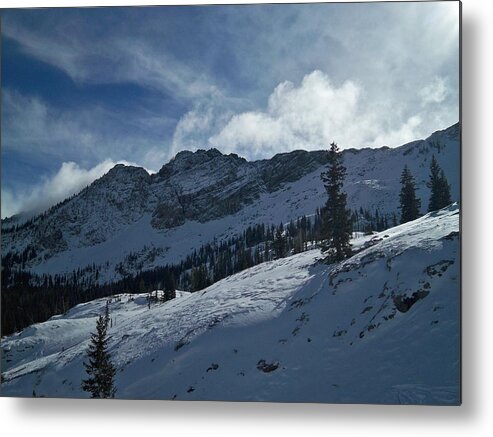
[
  {"x1": 1, "y1": 206, "x2": 460, "y2": 404},
  {"x1": 332, "y1": 203, "x2": 460, "y2": 276}
]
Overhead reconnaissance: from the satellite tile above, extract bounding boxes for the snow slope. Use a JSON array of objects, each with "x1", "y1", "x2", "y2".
[{"x1": 0, "y1": 205, "x2": 460, "y2": 404}]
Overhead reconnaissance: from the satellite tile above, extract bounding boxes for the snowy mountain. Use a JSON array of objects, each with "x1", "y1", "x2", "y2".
[
  {"x1": 0, "y1": 205, "x2": 460, "y2": 404},
  {"x1": 1, "y1": 123, "x2": 459, "y2": 283}
]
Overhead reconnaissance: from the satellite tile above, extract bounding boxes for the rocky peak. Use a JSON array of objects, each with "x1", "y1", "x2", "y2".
[
  {"x1": 157, "y1": 147, "x2": 246, "y2": 179},
  {"x1": 102, "y1": 164, "x2": 151, "y2": 184}
]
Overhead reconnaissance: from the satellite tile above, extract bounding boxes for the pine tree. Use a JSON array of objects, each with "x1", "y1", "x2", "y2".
[
  {"x1": 320, "y1": 142, "x2": 352, "y2": 262},
  {"x1": 161, "y1": 269, "x2": 176, "y2": 302},
  {"x1": 273, "y1": 226, "x2": 287, "y2": 259},
  {"x1": 191, "y1": 265, "x2": 209, "y2": 291},
  {"x1": 81, "y1": 314, "x2": 116, "y2": 399},
  {"x1": 438, "y1": 169, "x2": 452, "y2": 207},
  {"x1": 427, "y1": 155, "x2": 452, "y2": 211},
  {"x1": 104, "y1": 300, "x2": 110, "y2": 327},
  {"x1": 399, "y1": 165, "x2": 421, "y2": 223},
  {"x1": 139, "y1": 278, "x2": 147, "y2": 294}
]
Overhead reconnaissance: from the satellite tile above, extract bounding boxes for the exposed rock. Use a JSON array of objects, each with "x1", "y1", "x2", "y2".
[
  {"x1": 257, "y1": 359, "x2": 279, "y2": 373},
  {"x1": 206, "y1": 363, "x2": 219, "y2": 372},
  {"x1": 393, "y1": 289, "x2": 430, "y2": 313}
]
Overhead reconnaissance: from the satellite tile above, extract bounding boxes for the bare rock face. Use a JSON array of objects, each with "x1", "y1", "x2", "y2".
[
  {"x1": 257, "y1": 149, "x2": 328, "y2": 192},
  {"x1": 151, "y1": 148, "x2": 265, "y2": 228},
  {"x1": 151, "y1": 201, "x2": 185, "y2": 229}
]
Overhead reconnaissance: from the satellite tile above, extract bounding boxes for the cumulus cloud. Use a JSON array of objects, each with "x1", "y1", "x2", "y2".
[
  {"x1": 1, "y1": 159, "x2": 145, "y2": 219},
  {"x1": 169, "y1": 91, "x2": 245, "y2": 159},
  {"x1": 209, "y1": 71, "x2": 365, "y2": 158},
  {"x1": 171, "y1": 70, "x2": 454, "y2": 159}
]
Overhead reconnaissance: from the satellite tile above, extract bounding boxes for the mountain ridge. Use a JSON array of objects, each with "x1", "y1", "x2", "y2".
[{"x1": 1, "y1": 123, "x2": 460, "y2": 283}]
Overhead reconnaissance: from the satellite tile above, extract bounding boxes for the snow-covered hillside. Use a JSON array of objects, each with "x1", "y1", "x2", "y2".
[
  {"x1": 1, "y1": 123, "x2": 459, "y2": 283},
  {"x1": 1, "y1": 205, "x2": 460, "y2": 404}
]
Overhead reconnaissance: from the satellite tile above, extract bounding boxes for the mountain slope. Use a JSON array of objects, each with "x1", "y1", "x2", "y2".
[
  {"x1": 1, "y1": 123, "x2": 460, "y2": 282},
  {"x1": 1, "y1": 205, "x2": 460, "y2": 404}
]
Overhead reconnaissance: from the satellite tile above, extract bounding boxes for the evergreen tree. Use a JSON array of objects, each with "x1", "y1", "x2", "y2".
[
  {"x1": 81, "y1": 314, "x2": 116, "y2": 398},
  {"x1": 191, "y1": 265, "x2": 209, "y2": 291},
  {"x1": 273, "y1": 226, "x2": 287, "y2": 259},
  {"x1": 320, "y1": 142, "x2": 352, "y2": 262},
  {"x1": 427, "y1": 155, "x2": 452, "y2": 211},
  {"x1": 161, "y1": 269, "x2": 176, "y2": 302},
  {"x1": 138, "y1": 278, "x2": 147, "y2": 294},
  {"x1": 438, "y1": 169, "x2": 452, "y2": 206},
  {"x1": 399, "y1": 165, "x2": 421, "y2": 223},
  {"x1": 104, "y1": 300, "x2": 110, "y2": 327}
]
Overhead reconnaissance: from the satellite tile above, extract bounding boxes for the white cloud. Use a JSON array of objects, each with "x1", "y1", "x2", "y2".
[
  {"x1": 419, "y1": 77, "x2": 449, "y2": 106},
  {"x1": 196, "y1": 70, "x2": 450, "y2": 159},
  {"x1": 168, "y1": 90, "x2": 250, "y2": 159},
  {"x1": 1, "y1": 159, "x2": 146, "y2": 219},
  {"x1": 209, "y1": 71, "x2": 364, "y2": 157},
  {"x1": 371, "y1": 115, "x2": 424, "y2": 149}
]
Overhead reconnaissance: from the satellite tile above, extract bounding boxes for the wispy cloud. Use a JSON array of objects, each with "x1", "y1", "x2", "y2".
[
  {"x1": 1, "y1": 159, "x2": 145, "y2": 219},
  {"x1": 2, "y1": 11, "x2": 220, "y2": 103},
  {"x1": 1, "y1": 89, "x2": 171, "y2": 217},
  {"x1": 2, "y1": 90, "x2": 100, "y2": 160},
  {"x1": 1, "y1": 89, "x2": 173, "y2": 170},
  {"x1": 420, "y1": 77, "x2": 449, "y2": 106}
]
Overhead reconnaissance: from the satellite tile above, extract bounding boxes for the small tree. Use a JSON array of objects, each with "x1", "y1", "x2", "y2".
[
  {"x1": 399, "y1": 165, "x2": 421, "y2": 223},
  {"x1": 81, "y1": 314, "x2": 116, "y2": 399},
  {"x1": 273, "y1": 226, "x2": 287, "y2": 259},
  {"x1": 161, "y1": 269, "x2": 177, "y2": 302},
  {"x1": 438, "y1": 169, "x2": 452, "y2": 206},
  {"x1": 427, "y1": 155, "x2": 451, "y2": 211},
  {"x1": 320, "y1": 142, "x2": 352, "y2": 262},
  {"x1": 104, "y1": 300, "x2": 110, "y2": 327},
  {"x1": 139, "y1": 278, "x2": 147, "y2": 294},
  {"x1": 164, "y1": 270, "x2": 176, "y2": 292}
]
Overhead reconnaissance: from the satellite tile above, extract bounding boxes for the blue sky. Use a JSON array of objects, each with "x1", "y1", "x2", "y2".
[{"x1": 1, "y1": 2, "x2": 460, "y2": 218}]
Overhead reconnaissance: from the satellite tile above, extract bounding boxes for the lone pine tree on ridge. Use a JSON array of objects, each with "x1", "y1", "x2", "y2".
[{"x1": 320, "y1": 142, "x2": 352, "y2": 263}]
